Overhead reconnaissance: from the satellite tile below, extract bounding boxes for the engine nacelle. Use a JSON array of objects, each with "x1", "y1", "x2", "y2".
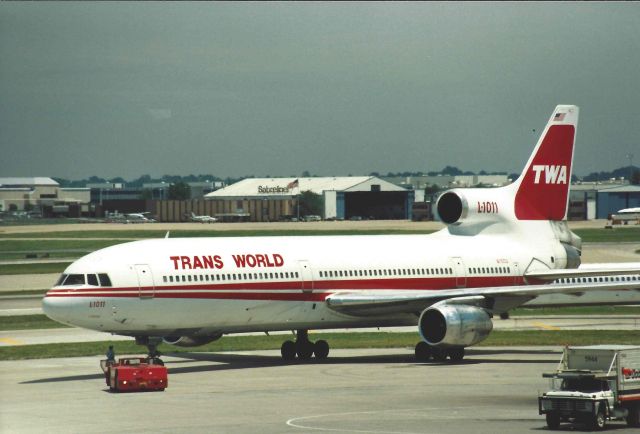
[
  {"x1": 418, "y1": 304, "x2": 493, "y2": 347},
  {"x1": 163, "y1": 334, "x2": 222, "y2": 347},
  {"x1": 435, "y1": 188, "x2": 511, "y2": 226}
]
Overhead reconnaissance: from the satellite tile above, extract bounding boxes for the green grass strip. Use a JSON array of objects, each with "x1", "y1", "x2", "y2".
[
  {"x1": 573, "y1": 227, "x2": 640, "y2": 242},
  {"x1": 1, "y1": 227, "x2": 639, "y2": 242},
  {"x1": 510, "y1": 306, "x2": 640, "y2": 316},
  {"x1": 0, "y1": 229, "x2": 437, "y2": 239},
  {"x1": 1, "y1": 330, "x2": 639, "y2": 361},
  {"x1": 0, "y1": 315, "x2": 71, "y2": 331},
  {"x1": 0, "y1": 239, "x2": 125, "y2": 252},
  {"x1": 0, "y1": 262, "x2": 72, "y2": 275},
  {"x1": 2, "y1": 307, "x2": 639, "y2": 332}
]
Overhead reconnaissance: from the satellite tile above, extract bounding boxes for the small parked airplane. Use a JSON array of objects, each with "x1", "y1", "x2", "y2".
[
  {"x1": 105, "y1": 212, "x2": 155, "y2": 224},
  {"x1": 43, "y1": 105, "x2": 640, "y2": 364},
  {"x1": 190, "y1": 212, "x2": 218, "y2": 223}
]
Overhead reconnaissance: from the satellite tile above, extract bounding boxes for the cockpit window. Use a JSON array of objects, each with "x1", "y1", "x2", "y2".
[
  {"x1": 98, "y1": 274, "x2": 112, "y2": 287},
  {"x1": 87, "y1": 274, "x2": 99, "y2": 286},
  {"x1": 56, "y1": 274, "x2": 68, "y2": 286},
  {"x1": 63, "y1": 274, "x2": 85, "y2": 286}
]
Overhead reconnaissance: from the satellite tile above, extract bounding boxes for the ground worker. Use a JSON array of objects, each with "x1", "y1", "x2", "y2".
[{"x1": 106, "y1": 345, "x2": 115, "y2": 363}]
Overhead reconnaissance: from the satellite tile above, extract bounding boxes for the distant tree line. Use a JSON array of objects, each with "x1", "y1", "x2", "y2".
[
  {"x1": 582, "y1": 166, "x2": 639, "y2": 184},
  {"x1": 52, "y1": 165, "x2": 640, "y2": 190}
]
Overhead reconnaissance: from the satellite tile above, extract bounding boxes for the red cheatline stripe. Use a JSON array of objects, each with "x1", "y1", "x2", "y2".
[
  {"x1": 46, "y1": 276, "x2": 521, "y2": 295},
  {"x1": 44, "y1": 292, "x2": 331, "y2": 301}
]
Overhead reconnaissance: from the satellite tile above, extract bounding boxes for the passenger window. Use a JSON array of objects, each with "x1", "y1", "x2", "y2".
[
  {"x1": 64, "y1": 274, "x2": 85, "y2": 285},
  {"x1": 98, "y1": 273, "x2": 112, "y2": 286},
  {"x1": 162, "y1": 276, "x2": 167, "y2": 283},
  {"x1": 87, "y1": 274, "x2": 99, "y2": 286},
  {"x1": 169, "y1": 276, "x2": 174, "y2": 283}
]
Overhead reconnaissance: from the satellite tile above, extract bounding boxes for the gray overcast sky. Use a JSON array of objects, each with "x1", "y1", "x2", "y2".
[{"x1": 1, "y1": 2, "x2": 639, "y2": 180}]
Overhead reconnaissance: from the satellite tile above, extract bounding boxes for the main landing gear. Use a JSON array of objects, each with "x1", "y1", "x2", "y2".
[
  {"x1": 280, "y1": 329, "x2": 330, "y2": 361},
  {"x1": 414, "y1": 341, "x2": 465, "y2": 362},
  {"x1": 135, "y1": 336, "x2": 165, "y2": 365}
]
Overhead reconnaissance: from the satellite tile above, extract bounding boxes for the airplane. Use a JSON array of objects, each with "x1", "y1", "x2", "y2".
[
  {"x1": 190, "y1": 212, "x2": 218, "y2": 223},
  {"x1": 43, "y1": 105, "x2": 640, "y2": 364},
  {"x1": 125, "y1": 213, "x2": 156, "y2": 223},
  {"x1": 106, "y1": 212, "x2": 155, "y2": 224},
  {"x1": 610, "y1": 207, "x2": 640, "y2": 224}
]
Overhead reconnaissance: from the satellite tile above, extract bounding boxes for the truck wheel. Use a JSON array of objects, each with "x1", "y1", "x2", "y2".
[
  {"x1": 627, "y1": 403, "x2": 640, "y2": 427},
  {"x1": 546, "y1": 412, "x2": 560, "y2": 429},
  {"x1": 590, "y1": 404, "x2": 606, "y2": 430}
]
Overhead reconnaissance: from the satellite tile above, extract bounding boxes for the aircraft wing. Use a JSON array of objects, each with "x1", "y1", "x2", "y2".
[
  {"x1": 325, "y1": 279, "x2": 640, "y2": 316},
  {"x1": 524, "y1": 263, "x2": 640, "y2": 281}
]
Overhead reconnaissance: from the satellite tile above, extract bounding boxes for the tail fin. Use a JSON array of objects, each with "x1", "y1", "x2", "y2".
[{"x1": 513, "y1": 105, "x2": 578, "y2": 220}]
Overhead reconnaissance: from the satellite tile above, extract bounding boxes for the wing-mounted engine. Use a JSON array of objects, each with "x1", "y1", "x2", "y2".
[
  {"x1": 436, "y1": 187, "x2": 514, "y2": 231},
  {"x1": 418, "y1": 303, "x2": 493, "y2": 347},
  {"x1": 163, "y1": 333, "x2": 222, "y2": 347}
]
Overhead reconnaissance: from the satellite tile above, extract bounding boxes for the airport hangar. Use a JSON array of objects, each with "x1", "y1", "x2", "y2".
[{"x1": 203, "y1": 176, "x2": 414, "y2": 221}]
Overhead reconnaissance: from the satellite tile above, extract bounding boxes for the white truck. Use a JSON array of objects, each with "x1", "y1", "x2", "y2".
[{"x1": 539, "y1": 345, "x2": 640, "y2": 430}]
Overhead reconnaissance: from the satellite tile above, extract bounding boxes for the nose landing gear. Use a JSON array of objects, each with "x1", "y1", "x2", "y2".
[
  {"x1": 135, "y1": 336, "x2": 164, "y2": 365},
  {"x1": 280, "y1": 330, "x2": 330, "y2": 361}
]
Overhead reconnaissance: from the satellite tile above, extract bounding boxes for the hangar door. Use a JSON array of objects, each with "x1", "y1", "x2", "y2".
[{"x1": 343, "y1": 191, "x2": 409, "y2": 220}]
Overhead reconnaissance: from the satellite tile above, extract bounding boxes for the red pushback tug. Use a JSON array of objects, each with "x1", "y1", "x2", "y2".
[{"x1": 100, "y1": 357, "x2": 168, "y2": 392}]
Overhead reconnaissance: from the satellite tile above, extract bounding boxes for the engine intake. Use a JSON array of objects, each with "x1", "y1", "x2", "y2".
[
  {"x1": 163, "y1": 334, "x2": 222, "y2": 347},
  {"x1": 419, "y1": 304, "x2": 493, "y2": 347},
  {"x1": 437, "y1": 192, "x2": 464, "y2": 224}
]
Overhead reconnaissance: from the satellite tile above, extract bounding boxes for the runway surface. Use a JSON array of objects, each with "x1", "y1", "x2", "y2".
[{"x1": 1, "y1": 347, "x2": 638, "y2": 434}]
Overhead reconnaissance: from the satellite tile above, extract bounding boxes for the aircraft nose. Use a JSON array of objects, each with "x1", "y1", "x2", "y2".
[{"x1": 42, "y1": 291, "x2": 70, "y2": 324}]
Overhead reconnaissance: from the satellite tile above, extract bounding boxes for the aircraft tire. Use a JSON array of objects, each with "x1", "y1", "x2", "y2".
[
  {"x1": 432, "y1": 347, "x2": 448, "y2": 362},
  {"x1": 313, "y1": 340, "x2": 330, "y2": 360},
  {"x1": 414, "y1": 342, "x2": 432, "y2": 362},
  {"x1": 448, "y1": 347, "x2": 465, "y2": 362},
  {"x1": 281, "y1": 340, "x2": 297, "y2": 360},
  {"x1": 296, "y1": 341, "x2": 314, "y2": 360}
]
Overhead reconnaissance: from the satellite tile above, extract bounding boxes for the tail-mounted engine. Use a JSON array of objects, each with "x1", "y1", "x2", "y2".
[
  {"x1": 436, "y1": 188, "x2": 512, "y2": 227},
  {"x1": 163, "y1": 334, "x2": 222, "y2": 347},
  {"x1": 418, "y1": 304, "x2": 493, "y2": 347}
]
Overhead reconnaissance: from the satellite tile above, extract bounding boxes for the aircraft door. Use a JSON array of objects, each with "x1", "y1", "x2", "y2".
[
  {"x1": 450, "y1": 257, "x2": 467, "y2": 288},
  {"x1": 134, "y1": 264, "x2": 155, "y2": 299},
  {"x1": 298, "y1": 260, "x2": 314, "y2": 293},
  {"x1": 512, "y1": 262, "x2": 521, "y2": 285}
]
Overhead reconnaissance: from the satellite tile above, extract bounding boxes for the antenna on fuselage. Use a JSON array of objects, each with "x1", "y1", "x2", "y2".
[{"x1": 165, "y1": 231, "x2": 170, "y2": 239}]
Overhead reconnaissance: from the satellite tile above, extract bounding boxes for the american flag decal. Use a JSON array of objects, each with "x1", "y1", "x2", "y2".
[{"x1": 554, "y1": 112, "x2": 566, "y2": 122}]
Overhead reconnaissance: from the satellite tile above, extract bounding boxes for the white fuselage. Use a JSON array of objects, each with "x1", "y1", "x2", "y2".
[{"x1": 43, "y1": 223, "x2": 568, "y2": 337}]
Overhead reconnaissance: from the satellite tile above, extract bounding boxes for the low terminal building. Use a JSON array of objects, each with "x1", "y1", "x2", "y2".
[
  {"x1": 205, "y1": 176, "x2": 414, "y2": 221},
  {"x1": 595, "y1": 185, "x2": 640, "y2": 219},
  {"x1": 0, "y1": 177, "x2": 90, "y2": 217}
]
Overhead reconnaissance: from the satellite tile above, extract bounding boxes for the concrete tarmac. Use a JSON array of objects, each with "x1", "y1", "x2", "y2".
[{"x1": 1, "y1": 347, "x2": 638, "y2": 434}]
